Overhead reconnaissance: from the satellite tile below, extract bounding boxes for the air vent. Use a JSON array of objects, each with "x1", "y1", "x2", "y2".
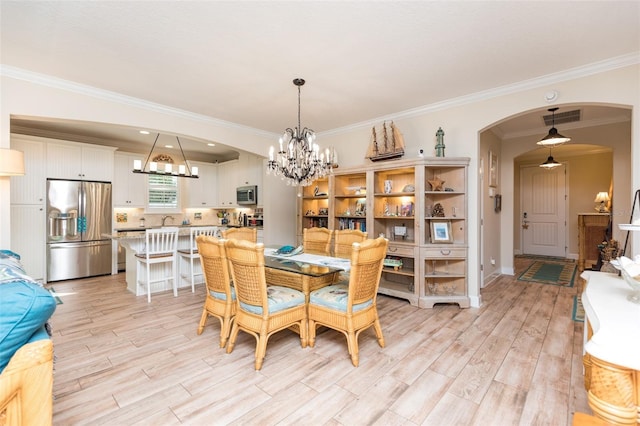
[{"x1": 543, "y1": 109, "x2": 581, "y2": 126}]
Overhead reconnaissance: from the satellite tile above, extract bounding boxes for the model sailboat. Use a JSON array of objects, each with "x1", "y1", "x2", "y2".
[{"x1": 366, "y1": 121, "x2": 405, "y2": 161}]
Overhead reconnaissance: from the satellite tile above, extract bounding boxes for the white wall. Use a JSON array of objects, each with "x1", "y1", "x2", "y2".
[{"x1": 2, "y1": 63, "x2": 639, "y2": 308}]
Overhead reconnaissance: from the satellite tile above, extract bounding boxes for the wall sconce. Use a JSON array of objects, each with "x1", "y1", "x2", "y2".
[
  {"x1": 0, "y1": 148, "x2": 25, "y2": 176},
  {"x1": 594, "y1": 192, "x2": 610, "y2": 213}
]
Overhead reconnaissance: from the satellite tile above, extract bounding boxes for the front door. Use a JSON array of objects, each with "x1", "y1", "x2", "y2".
[{"x1": 521, "y1": 164, "x2": 567, "y2": 257}]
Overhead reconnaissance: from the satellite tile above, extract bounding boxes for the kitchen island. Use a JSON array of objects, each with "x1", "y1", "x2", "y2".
[
  {"x1": 107, "y1": 227, "x2": 219, "y2": 297},
  {"x1": 108, "y1": 226, "x2": 264, "y2": 297}
]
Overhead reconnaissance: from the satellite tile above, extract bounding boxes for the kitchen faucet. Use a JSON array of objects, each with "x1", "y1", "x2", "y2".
[{"x1": 161, "y1": 215, "x2": 174, "y2": 226}]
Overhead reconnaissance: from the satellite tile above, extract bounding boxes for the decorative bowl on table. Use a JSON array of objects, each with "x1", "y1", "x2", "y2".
[{"x1": 614, "y1": 256, "x2": 640, "y2": 304}]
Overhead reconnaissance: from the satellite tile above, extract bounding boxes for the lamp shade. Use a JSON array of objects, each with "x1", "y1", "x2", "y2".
[
  {"x1": 594, "y1": 192, "x2": 610, "y2": 203},
  {"x1": 539, "y1": 155, "x2": 561, "y2": 169},
  {"x1": 0, "y1": 148, "x2": 25, "y2": 176}
]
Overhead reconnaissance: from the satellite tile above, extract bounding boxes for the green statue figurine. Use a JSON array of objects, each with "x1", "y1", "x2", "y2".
[{"x1": 435, "y1": 127, "x2": 445, "y2": 157}]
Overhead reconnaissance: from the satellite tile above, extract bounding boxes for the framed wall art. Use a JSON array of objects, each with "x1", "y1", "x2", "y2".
[
  {"x1": 489, "y1": 150, "x2": 498, "y2": 188},
  {"x1": 430, "y1": 220, "x2": 453, "y2": 243}
]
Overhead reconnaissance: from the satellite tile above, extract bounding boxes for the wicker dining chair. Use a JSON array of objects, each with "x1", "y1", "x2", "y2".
[
  {"x1": 221, "y1": 227, "x2": 257, "y2": 243},
  {"x1": 333, "y1": 229, "x2": 367, "y2": 258},
  {"x1": 303, "y1": 227, "x2": 333, "y2": 255},
  {"x1": 196, "y1": 235, "x2": 236, "y2": 348},
  {"x1": 308, "y1": 236, "x2": 388, "y2": 366},
  {"x1": 225, "y1": 239, "x2": 308, "y2": 370}
]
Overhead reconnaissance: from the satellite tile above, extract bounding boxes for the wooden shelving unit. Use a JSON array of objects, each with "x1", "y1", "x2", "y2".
[{"x1": 297, "y1": 157, "x2": 470, "y2": 308}]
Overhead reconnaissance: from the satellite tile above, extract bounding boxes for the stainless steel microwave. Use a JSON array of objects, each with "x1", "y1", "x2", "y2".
[{"x1": 236, "y1": 185, "x2": 258, "y2": 205}]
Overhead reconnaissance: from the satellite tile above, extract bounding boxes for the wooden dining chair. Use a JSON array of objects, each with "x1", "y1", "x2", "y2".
[
  {"x1": 308, "y1": 236, "x2": 388, "y2": 366},
  {"x1": 303, "y1": 227, "x2": 333, "y2": 255},
  {"x1": 178, "y1": 226, "x2": 219, "y2": 292},
  {"x1": 221, "y1": 227, "x2": 257, "y2": 243},
  {"x1": 333, "y1": 229, "x2": 367, "y2": 258},
  {"x1": 196, "y1": 235, "x2": 236, "y2": 348},
  {"x1": 225, "y1": 239, "x2": 307, "y2": 370},
  {"x1": 135, "y1": 227, "x2": 180, "y2": 303}
]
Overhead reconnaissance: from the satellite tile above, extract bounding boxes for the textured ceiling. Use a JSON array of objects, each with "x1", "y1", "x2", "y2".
[{"x1": 1, "y1": 1, "x2": 639, "y2": 160}]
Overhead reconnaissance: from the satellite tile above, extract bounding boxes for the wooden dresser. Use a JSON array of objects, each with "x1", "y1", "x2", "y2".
[
  {"x1": 581, "y1": 271, "x2": 640, "y2": 425},
  {"x1": 578, "y1": 213, "x2": 610, "y2": 271}
]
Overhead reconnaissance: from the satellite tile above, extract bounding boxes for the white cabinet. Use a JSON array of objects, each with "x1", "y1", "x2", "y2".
[
  {"x1": 10, "y1": 135, "x2": 47, "y2": 281},
  {"x1": 10, "y1": 136, "x2": 46, "y2": 205},
  {"x1": 11, "y1": 204, "x2": 46, "y2": 281},
  {"x1": 184, "y1": 162, "x2": 218, "y2": 208},
  {"x1": 113, "y1": 153, "x2": 147, "y2": 207},
  {"x1": 47, "y1": 141, "x2": 115, "y2": 181},
  {"x1": 217, "y1": 160, "x2": 239, "y2": 207},
  {"x1": 237, "y1": 154, "x2": 264, "y2": 205}
]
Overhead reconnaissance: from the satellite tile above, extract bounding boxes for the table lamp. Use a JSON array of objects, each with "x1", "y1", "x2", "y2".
[{"x1": 594, "y1": 192, "x2": 610, "y2": 213}]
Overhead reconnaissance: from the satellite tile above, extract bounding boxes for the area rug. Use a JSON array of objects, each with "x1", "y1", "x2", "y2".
[
  {"x1": 518, "y1": 260, "x2": 577, "y2": 287},
  {"x1": 572, "y1": 295, "x2": 584, "y2": 322},
  {"x1": 47, "y1": 287, "x2": 63, "y2": 304}
]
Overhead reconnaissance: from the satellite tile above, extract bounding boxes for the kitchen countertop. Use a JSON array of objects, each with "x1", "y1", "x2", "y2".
[{"x1": 110, "y1": 225, "x2": 263, "y2": 238}]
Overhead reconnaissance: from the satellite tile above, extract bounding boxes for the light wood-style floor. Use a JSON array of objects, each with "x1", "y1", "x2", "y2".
[{"x1": 48, "y1": 257, "x2": 591, "y2": 425}]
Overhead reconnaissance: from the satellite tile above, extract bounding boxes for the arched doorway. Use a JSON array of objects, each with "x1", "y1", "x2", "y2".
[{"x1": 479, "y1": 104, "x2": 631, "y2": 287}]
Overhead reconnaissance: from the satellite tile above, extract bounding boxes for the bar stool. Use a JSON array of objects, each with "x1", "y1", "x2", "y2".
[
  {"x1": 135, "y1": 227, "x2": 179, "y2": 303},
  {"x1": 178, "y1": 226, "x2": 219, "y2": 292}
]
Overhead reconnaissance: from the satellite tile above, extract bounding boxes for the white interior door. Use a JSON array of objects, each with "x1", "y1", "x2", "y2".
[{"x1": 521, "y1": 164, "x2": 567, "y2": 257}]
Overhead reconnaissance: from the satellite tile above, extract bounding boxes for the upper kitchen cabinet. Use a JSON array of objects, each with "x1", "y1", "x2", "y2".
[
  {"x1": 47, "y1": 140, "x2": 115, "y2": 181},
  {"x1": 10, "y1": 135, "x2": 46, "y2": 205},
  {"x1": 237, "y1": 153, "x2": 264, "y2": 189},
  {"x1": 217, "y1": 159, "x2": 239, "y2": 207},
  {"x1": 183, "y1": 161, "x2": 218, "y2": 208},
  {"x1": 113, "y1": 152, "x2": 147, "y2": 207}
]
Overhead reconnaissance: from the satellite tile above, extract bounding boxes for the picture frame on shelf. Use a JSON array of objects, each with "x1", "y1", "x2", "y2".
[
  {"x1": 318, "y1": 207, "x2": 328, "y2": 216},
  {"x1": 489, "y1": 150, "x2": 498, "y2": 188},
  {"x1": 401, "y1": 201, "x2": 414, "y2": 217},
  {"x1": 430, "y1": 220, "x2": 453, "y2": 243},
  {"x1": 355, "y1": 198, "x2": 366, "y2": 216}
]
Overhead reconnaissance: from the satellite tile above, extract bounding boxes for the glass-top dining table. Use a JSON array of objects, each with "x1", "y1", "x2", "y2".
[{"x1": 262, "y1": 247, "x2": 351, "y2": 302}]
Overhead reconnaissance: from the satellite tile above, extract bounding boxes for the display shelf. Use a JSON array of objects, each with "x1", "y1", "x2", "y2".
[
  {"x1": 420, "y1": 159, "x2": 469, "y2": 308},
  {"x1": 298, "y1": 157, "x2": 469, "y2": 309}
]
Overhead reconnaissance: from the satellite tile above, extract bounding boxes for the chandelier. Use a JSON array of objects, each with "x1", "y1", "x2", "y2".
[
  {"x1": 132, "y1": 133, "x2": 199, "y2": 178},
  {"x1": 267, "y1": 78, "x2": 337, "y2": 186}
]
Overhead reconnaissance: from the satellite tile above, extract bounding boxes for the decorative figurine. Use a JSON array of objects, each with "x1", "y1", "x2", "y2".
[
  {"x1": 435, "y1": 127, "x2": 445, "y2": 157},
  {"x1": 432, "y1": 203, "x2": 445, "y2": 217},
  {"x1": 427, "y1": 176, "x2": 445, "y2": 191}
]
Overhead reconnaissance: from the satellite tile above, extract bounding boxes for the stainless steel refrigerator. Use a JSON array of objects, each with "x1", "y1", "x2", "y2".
[{"x1": 46, "y1": 179, "x2": 112, "y2": 282}]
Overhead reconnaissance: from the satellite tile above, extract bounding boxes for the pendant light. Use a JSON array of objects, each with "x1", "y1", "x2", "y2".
[
  {"x1": 132, "y1": 134, "x2": 199, "y2": 178},
  {"x1": 537, "y1": 107, "x2": 571, "y2": 146},
  {"x1": 539, "y1": 147, "x2": 561, "y2": 169}
]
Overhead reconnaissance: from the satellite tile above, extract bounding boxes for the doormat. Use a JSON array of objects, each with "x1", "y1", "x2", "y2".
[
  {"x1": 518, "y1": 261, "x2": 576, "y2": 287},
  {"x1": 515, "y1": 254, "x2": 569, "y2": 262},
  {"x1": 47, "y1": 287, "x2": 63, "y2": 305},
  {"x1": 572, "y1": 295, "x2": 584, "y2": 323}
]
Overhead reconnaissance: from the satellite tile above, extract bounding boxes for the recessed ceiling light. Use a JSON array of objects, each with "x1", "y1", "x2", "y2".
[
  {"x1": 139, "y1": 130, "x2": 150, "y2": 135},
  {"x1": 164, "y1": 145, "x2": 173, "y2": 148},
  {"x1": 208, "y1": 143, "x2": 215, "y2": 147}
]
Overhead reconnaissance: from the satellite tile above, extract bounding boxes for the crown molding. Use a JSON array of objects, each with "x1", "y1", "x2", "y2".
[
  {"x1": 320, "y1": 52, "x2": 640, "y2": 137},
  {"x1": 0, "y1": 64, "x2": 277, "y2": 139}
]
